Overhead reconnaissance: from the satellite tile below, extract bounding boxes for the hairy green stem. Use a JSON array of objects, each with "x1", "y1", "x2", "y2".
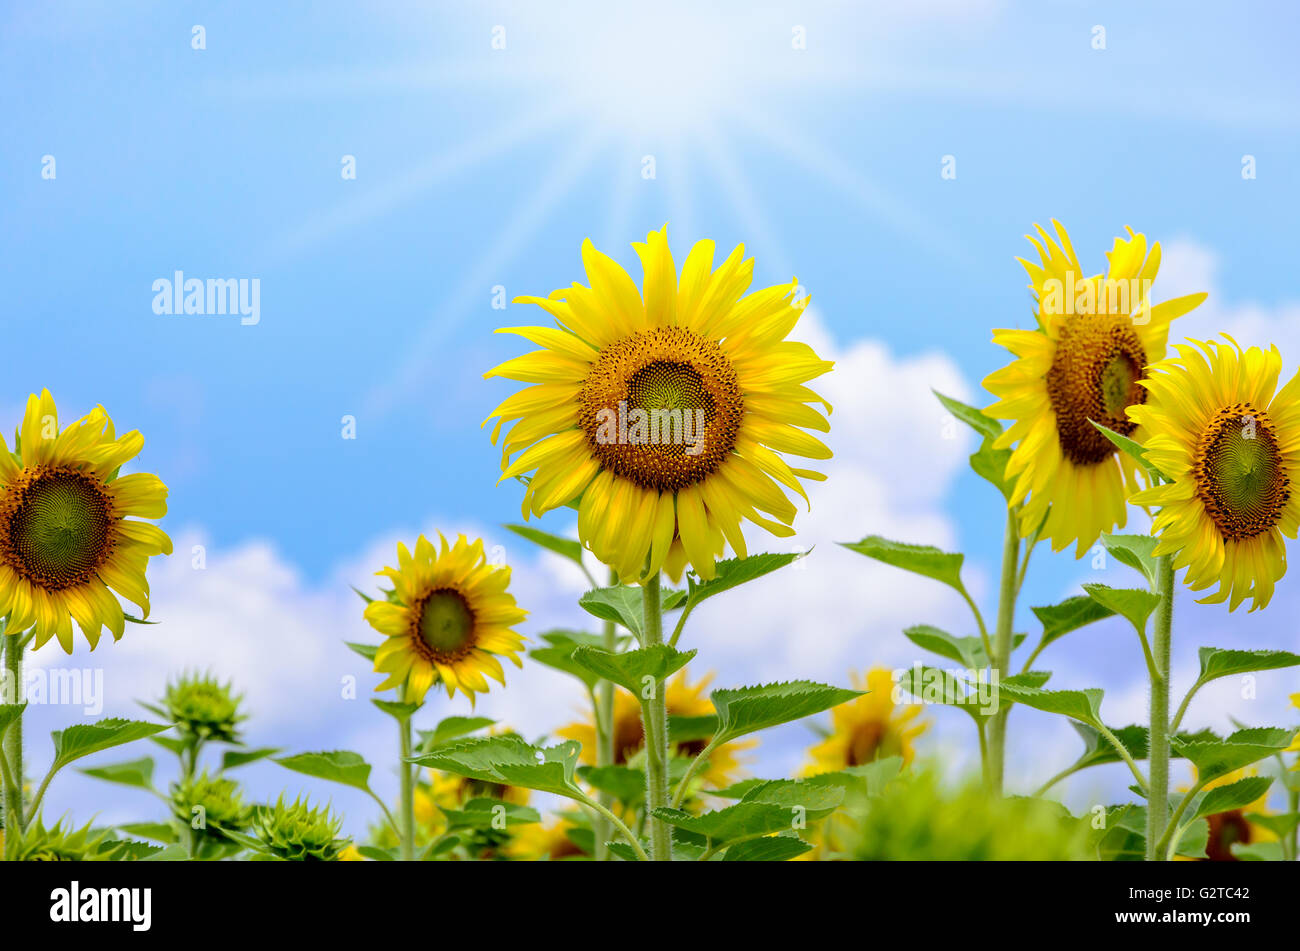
[
  {"x1": 399, "y1": 710, "x2": 415, "y2": 861},
  {"x1": 1145, "y1": 554, "x2": 1174, "y2": 861},
  {"x1": 986, "y1": 508, "x2": 1020, "y2": 796},
  {"x1": 3, "y1": 631, "x2": 23, "y2": 860},
  {"x1": 594, "y1": 567, "x2": 618, "y2": 861},
  {"x1": 640, "y1": 573, "x2": 672, "y2": 861}
]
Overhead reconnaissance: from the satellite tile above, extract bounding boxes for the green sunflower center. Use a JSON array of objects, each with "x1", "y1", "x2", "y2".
[
  {"x1": 1045, "y1": 315, "x2": 1149, "y2": 465},
  {"x1": 415, "y1": 588, "x2": 477, "y2": 659},
  {"x1": 1194, "y1": 404, "x2": 1290, "y2": 541},
  {"x1": 0, "y1": 466, "x2": 115, "y2": 591},
  {"x1": 578, "y1": 327, "x2": 743, "y2": 491}
]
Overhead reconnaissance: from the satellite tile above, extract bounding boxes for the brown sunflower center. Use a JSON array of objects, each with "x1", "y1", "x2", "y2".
[
  {"x1": 1193, "y1": 404, "x2": 1290, "y2": 542},
  {"x1": 577, "y1": 327, "x2": 743, "y2": 491},
  {"x1": 1045, "y1": 316, "x2": 1149, "y2": 465},
  {"x1": 0, "y1": 465, "x2": 116, "y2": 591},
  {"x1": 846, "y1": 720, "x2": 886, "y2": 767},
  {"x1": 412, "y1": 587, "x2": 477, "y2": 661},
  {"x1": 1205, "y1": 809, "x2": 1252, "y2": 862}
]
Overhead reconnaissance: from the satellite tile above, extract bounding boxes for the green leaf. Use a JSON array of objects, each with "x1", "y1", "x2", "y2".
[
  {"x1": 668, "y1": 714, "x2": 718, "y2": 745},
  {"x1": 1100, "y1": 533, "x2": 1159, "y2": 588},
  {"x1": 220, "y1": 747, "x2": 281, "y2": 771},
  {"x1": 902, "y1": 625, "x2": 1024, "y2": 668},
  {"x1": 410, "y1": 736, "x2": 584, "y2": 799},
  {"x1": 0, "y1": 703, "x2": 26, "y2": 739},
  {"x1": 371, "y1": 699, "x2": 421, "y2": 722},
  {"x1": 994, "y1": 682, "x2": 1104, "y2": 725},
  {"x1": 1081, "y1": 584, "x2": 1160, "y2": 636},
  {"x1": 140, "y1": 844, "x2": 190, "y2": 862},
  {"x1": 418, "y1": 715, "x2": 495, "y2": 750},
  {"x1": 1232, "y1": 841, "x2": 1285, "y2": 861},
  {"x1": 579, "y1": 586, "x2": 654, "y2": 638},
  {"x1": 1068, "y1": 722, "x2": 1149, "y2": 770},
  {"x1": 357, "y1": 845, "x2": 396, "y2": 861},
  {"x1": 577, "y1": 765, "x2": 648, "y2": 804},
  {"x1": 840, "y1": 536, "x2": 968, "y2": 596},
  {"x1": 117, "y1": 821, "x2": 178, "y2": 844},
  {"x1": 710, "y1": 681, "x2": 862, "y2": 742},
  {"x1": 1191, "y1": 776, "x2": 1274, "y2": 823},
  {"x1": 1195, "y1": 647, "x2": 1300, "y2": 684},
  {"x1": 150, "y1": 734, "x2": 187, "y2": 756},
  {"x1": 528, "y1": 643, "x2": 601, "y2": 689},
  {"x1": 1244, "y1": 811, "x2": 1300, "y2": 840},
  {"x1": 503, "y1": 523, "x2": 584, "y2": 565},
  {"x1": 723, "y1": 833, "x2": 813, "y2": 861},
  {"x1": 273, "y1": 750, "x2": 374, "y2": 793},
  {"x1": 439, "y1": 798, "x2": 541, "y2": 830},
  {"x1": 1171, "y1": 728, "x2": 1298, "y2": 783},
  {"x1": 569, "y1": 645, "x2": 697, "y2": 696},
  {"x1": 345, "y1": 641, "x2": 378, "y2": 662},
  {"x1": 652, "y1": 780, "x2": 843, "y2": 843},
  {"x1": 1090, "y1": 420, "x2": 1165, "y2": 480},
  {"x1": 897, "y1": 666, "x2": 994, "y2": 723},
  {"x1": 1032, "y1": 596, "x2": 1115, "y2": 650},
  {"x1": 51, "y1": 719, "x2": 170, "y2": 772},
  {"x1": 969, "y1": 438, "x2": 1014, "y2": 501},
  {"x1": 79, "y1": 757, "x2": 155, "y2": 791},
  {"x1": 683, "y1": 552, "x2": 805, "y2": 612},
  {"x1": 933, "y1": 390, "x2": 1001, "y2": 439}
]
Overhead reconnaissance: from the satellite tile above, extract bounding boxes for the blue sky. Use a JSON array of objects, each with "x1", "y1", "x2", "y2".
[{"x1": 3, "y1": 1, "x2": 1299, "y2": 837}]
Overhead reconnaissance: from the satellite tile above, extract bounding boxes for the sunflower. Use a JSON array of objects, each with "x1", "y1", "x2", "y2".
[
  {"x1": 984, "y1": 222, "x2": 1207, "y2": 556},
  {"x1": 0, "y1": 390, "x2": 172, "y2": 652},
  {"x1": 504, "y1": 816, "x2": 585, "y2": 861},
  {"x1": 558, "y1": 668, "x2": 754, "y2": 790},
  {"x1": 363, "y1": 534, "x2": 526, "y2": 704},
  {"x1": 1127, "y1": 337, "x2": 1300, "y2": 611},
  {"x1": 802, "y1": 668, "x2": 927, "y2": 774},
  {"x1": 1178, "y1": 767, "x2": 1275, "y2": 862},
  {"x1": 484, "y1": 226, "x2": 832, "y2": 582}
]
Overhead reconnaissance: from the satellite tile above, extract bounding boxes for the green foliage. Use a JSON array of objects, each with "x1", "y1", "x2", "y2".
[
  {"x1": 841, "y1": 536, "x2": 969, "y2": 596},
  {"x1": 411, "y1": 736, "x2": 585, "y2": 799},
  {"x1": 569, "y1": 645, "x2": 696, "y2": 695},
  {"x1": 1081, "y1": 584, "x2": 1160, "y2": 636},
  {"x1": 150, "y1": 672, "x2": 245, "y2": 745},
  {"x1": 79, "y1": 757, "x2": 155, "y2": 791},
  {"x1": 250, "y1": 795, "x2": 350, "y2": 861},
  {"x1": 1172, "y1": 728, "x2": 1298, "y2": 783},
  {"x1": 503, "y1": 523, "x2": 584, "y2": 565},
  {"x1": 709, "y1": 681, "x2": 862, "y2": 743},
  {"x1": 1032, "y1": 596, "x2": 1115, "y2": 649},
  {"x1": 578, "y1": 584, "x2": 685, "y2": 640},
  {"x1": 273, "y1": 750, "x2": 375, "y2": 793},
  {"x1": 1099, "y1": 533, "x2": 1159, "y2": 588}
]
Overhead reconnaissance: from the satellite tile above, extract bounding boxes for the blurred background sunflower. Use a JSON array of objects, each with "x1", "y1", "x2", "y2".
[
  {"x1": 803, "y1": 668, "x2": 928, "y2": 773},
  {"x1": 484, "y1": 226, "x2": 832, "y2": 581}
]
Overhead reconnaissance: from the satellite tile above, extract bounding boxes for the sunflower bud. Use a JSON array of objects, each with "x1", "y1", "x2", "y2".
[
  {"x1": 252, "y1": 796, "x2": 350, "y2": 861},
  {"x1": 171, "y1": 772, "x2": 253, "y2": 851},
  {"x1": 159, "y1": 672, "x2": 245, "y2": 744}
]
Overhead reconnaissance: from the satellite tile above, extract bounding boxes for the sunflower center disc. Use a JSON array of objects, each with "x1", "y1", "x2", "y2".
[
  {"x1": 1045, "y1": 316, "x2": 1148, "y2": 465},
  {"x1": 415, "y1": 588, "x2": 476, "y2": 659},
  {"x1": 1195, "y1": 404, "x2": 1290, "y2": 541},
  {"x1": 578, "y1": 327, "x2": 744, "y2": 491},
  {"x1": 1, "y1": 466, "x2": 114, "y2": 591}
]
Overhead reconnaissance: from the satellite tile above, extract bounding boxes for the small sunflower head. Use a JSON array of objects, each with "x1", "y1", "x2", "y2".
[
  {"x1": 10, "y1": 815, "x2": 116, "y2": 861},
  {"x1": 159, "y1": 672, "x2": 245, "y2": 744},
  {"x1": 252, "y1": 796, "x2": 350, "y2": 862},
  {"x1": 171, "y1": 772, "x2": 253, "y2": 845},
  {"x1": 363, "y1": 533, "x2": 527, "y2": 705}
]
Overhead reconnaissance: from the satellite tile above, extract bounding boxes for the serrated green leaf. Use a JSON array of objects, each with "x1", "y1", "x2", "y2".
[
  {"x1": 79, "y1": 757, "x2": 155, "y2": 791},
  {"x1": 140, "y1": 844, "x2": 190, "y2": 861},
  {"x1": 579, "y1": 585, "x2": 682, "y2": 639},
  {"x1": 723, "y1": 833, "x2": 813, "y2": 861},
  {"x1": 970, "y1": 438, "x2": 1014, "y2": 500},
  {"x1": 1232, "y1": 841, "x2": 1285, "y2": 861},
  {"x1": 1196, "y1": 647, "x2": 1300, "y2": 684},
  {"x1": 1171, "y1": 727, "x2": 1298, "y2": 783},
  {"x1": 439, "y1": 798, "x2": 541, "y2": 830},
  {"x1": 577, "y1": 764, "x2": 648, "y2": 804},
  {"x1": 273, "y1": 750, "x2": 373, "y2": 793},
  {"x1": 410, "y1": 736, "x2": 583, "y2": 798},
  {"x1": 897, "y1": 666, "x2": 994, "y2": 723},
  {"x1": 371, "y1": 699, "x2": 420, "y2": 721},
  {"x1": 710, "y1": 681, "x2": 862, "y2": 742},
  {"x1": 1004, "y1": 670, "x2": 1053, "y2": 689},
  {"x1": 684, "y1": 552, "x2": 805, "y2": 611},
  {"x1": 1090, "y1": 420, "x2": 1166, "y2": 480},
  {"x1": 1081, "y1": 583, "x2": 1160, "y2": 636},
  {"x1": 652, "y1": 780, "x2": 843, "y2": 842},
  {"x1": 1192, "y1": 776, "x2": 1274, "y2": 823},
  {"x1": 994, "y1": 682, "x2": 1104, "y2": 725},
  {"x1": 51, "y1": 719, "x2": 170, "y2": 771},
  {"x1": 934, "y1": 390, "x2": 1002, "y2": 439},
  {"x1": 116, "y1": 821, "x2": 178, "y2": 845},
  {"x1": 569, "y1": 645, "x2": 696, "y2": 696},
  {"x1": 503, "y1": 523, "x2": 584, "y2": 565},
  {"x1": 220, "y1": 747, "x2": 281, "y2": 771},
  {"x1": 668, "y1": 713, "x2": 718, "y2": 745},
  {"x1": 840, "y1": 536, "x2": 968, "y2": 595},
  {"x1": 1100, "y1": 533, "x2": 1159, "y2": 588},
  {"x1": 1032, "y1": 595, "x2": 1116, "y2": 649},
  {"x1": 1068, "y1": 722, "x2": 1149, "y2": 770},
  {"x1": 418, "y1": 715, "x2": 495, "y2": 751},
  {"x1": 902, "y1": 625, "x2": 1024, "y2": 668}
]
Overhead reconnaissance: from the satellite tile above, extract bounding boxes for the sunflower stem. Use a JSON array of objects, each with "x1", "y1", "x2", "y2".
[
  {"x1": 398, "y1": 700, "x2": 415, "y2": 862},
  {"x1": 593, "y1": 567, "x2": 619, "y2": 861},
  {"x1": 1145, "y1": 553, "x2": 1174, "y2": 861},
  {"x1": 986, "y1": 508, "x2": 1020, "y2": 796},
  {"x1": 640, "y1": 573, "x2": 672, "y2": 861},
  {"x1": 2, "y1": 629, "x2": 23, "y2": 860}
]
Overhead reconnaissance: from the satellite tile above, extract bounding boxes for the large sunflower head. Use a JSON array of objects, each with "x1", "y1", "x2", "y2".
[
  {"x1": 0, "y1": 390, "x2": 172, "y2": 652},
  {"x1": 484, "y1": 226, "x2": 832, "y2": 582},
  {"x1": 362, "y1": 533, "x2": 527, "y2": 704},
  {"x1": 802, "y1": 667, "x2": 928, "y2": 774},
  {"x1": 983, "y1": 222, "x2": 1207, "y2": 556},
  {"x1": 558, "y1": 668, "x2": 754, "y2": 791},
  {"x1": 1128, "y1": 336, "x2": 1300, "y2": 612}
]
